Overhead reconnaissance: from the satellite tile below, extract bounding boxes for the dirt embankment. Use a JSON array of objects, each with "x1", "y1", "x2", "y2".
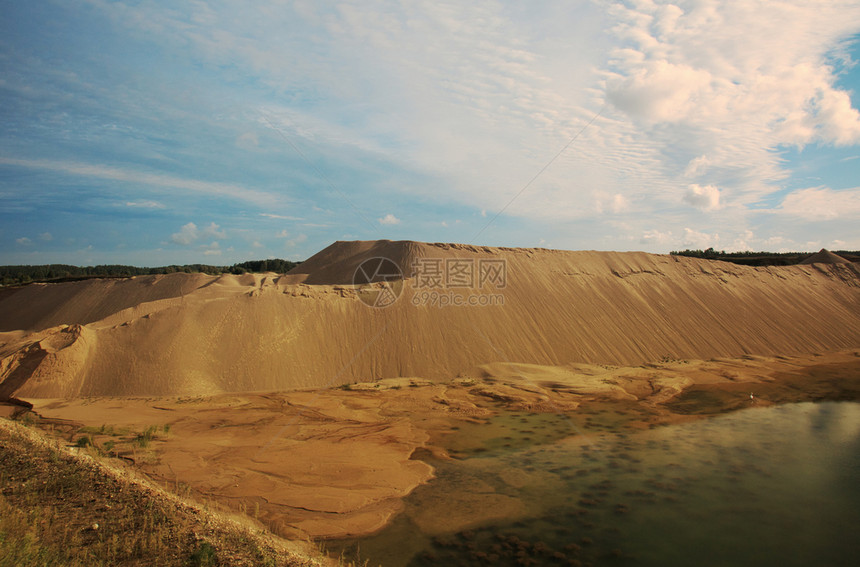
[{"x1": 0, "y1": 417, "x2": 329, "y2": 566}]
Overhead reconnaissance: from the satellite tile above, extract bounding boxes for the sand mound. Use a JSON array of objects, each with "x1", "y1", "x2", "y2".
[
  {"x1": 800, "y1": 248, "x2": 851, "y2": 265},
  {"x1": 2, "y1": 240, "x2": 860, "y2": 398},
  {"x1": 0, "y1": 272, "x2": 213, "y2": 332}
]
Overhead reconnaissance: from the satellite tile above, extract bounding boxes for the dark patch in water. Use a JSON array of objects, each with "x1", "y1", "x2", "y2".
[{"x1": 330, "y1": 402, "x2": 860, "y2": 567}]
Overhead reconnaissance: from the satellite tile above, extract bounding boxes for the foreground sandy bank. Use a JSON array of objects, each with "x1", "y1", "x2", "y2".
[
  {"x1": 11, "y1": 349, "x2": 858, "y2": 546},
  {"x1": 0, "y1": 417, "x2": 330, "y2": 566}
]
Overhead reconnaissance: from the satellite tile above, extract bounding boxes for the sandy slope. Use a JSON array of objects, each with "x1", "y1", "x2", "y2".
[
  {"x1": 800, "y1": 248, "x2": 851, "y2": 265},
  {"x1": 1, "y1": 240, "x2": 859, "y2": 398}
]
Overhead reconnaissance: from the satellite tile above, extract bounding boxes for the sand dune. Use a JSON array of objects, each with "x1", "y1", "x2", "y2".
[
  {"x1": 0, "y1": 272, "x2": 214, "y2": 332},
  {"x1": 1, "y1": 240, "x2": 859, "y2": 398},
  {"x1": 800, "y1": 248, "x2": 851, "y2": 265}
]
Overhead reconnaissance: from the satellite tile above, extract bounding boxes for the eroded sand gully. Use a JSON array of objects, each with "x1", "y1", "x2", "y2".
[{"x1": 21, "y1": 350, "x2": 860, "y2": 541}]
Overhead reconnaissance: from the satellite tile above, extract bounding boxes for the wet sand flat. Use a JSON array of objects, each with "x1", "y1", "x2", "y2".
[{"x1": 21, "y1": 350, "x2": 860, "y2": 542}]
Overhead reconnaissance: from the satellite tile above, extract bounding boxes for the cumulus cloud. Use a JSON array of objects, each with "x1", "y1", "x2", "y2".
[
  {"x1": 762, "y1": 235, "x2": 788, "y2": 248},
  {"x1": 202, "y1": 241, "x2": 221, "y2": 256},
  {"x1": 171, "y1": 223, "x2": 198, "y2": 245},
  {"x1": 811, "y1": 89, "x2": 860, "y2": 146},
  {"x1": 602, "y1": 0, "x2": 860, "y2": 225},
  {"x1": 8, "y1": 0, "x2": 859, "y2": 261},
  {"x1": 607, "y1": 60, "x2": 713, "y2": 123},
  {"x1": 683, "y1": 184, "x2": 721, "y2": 211},
  {"x1": 202, "y1": 222, "x2": 226, "y2": 239},
  {"x1": 730, "y1": 230, "x2": 755, "y2": 252},
  {"x1": 39, "y1": 232, "x2": 52, "y2": 241},
  {"x1": 171, "y1": 222, "x2": 226, "y2": 245},
  {"x1": 86, "y1": 1, "x2": 860, "y2": 234},
  {"x1": 682, "y1": 228, "x2": 719, "y2": 249},
  {"x1": 606, "y1": 1, "x2": 860, "y2": 147},
  {"x1": 15, "y1": 237, "x2": 32, "y2": 245},
  {"x1": 379, "y1": 213, "x2": 401, "y2": 225},
  {"x1": 640, "y1": 229, "x2": 673, "y2": 245}
]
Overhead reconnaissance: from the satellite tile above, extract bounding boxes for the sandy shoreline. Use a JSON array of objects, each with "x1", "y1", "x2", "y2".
[{"x1": 12, "y1": 349, "x2": 859, "y2": 542}]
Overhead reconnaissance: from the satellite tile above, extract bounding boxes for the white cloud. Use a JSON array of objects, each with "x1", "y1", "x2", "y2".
[
  {"x1": 39, "y1": 232, "x2": 52, "y2": 241},
  {"x1": 260, "y1": 213, "x2": 303, "y2": 220},
  {"x1": 125, "y1": 200, "x2": 166, "y2": 209},
  {"x1": 763, "y1": 235, "x2": 788, "y2": 248},
  {"x1": 596, "y1": 192, "x2": 632, "y2": 215},
  {"x1": 683, "y1": 155, "x2": 711, "y2": 178},
  {"x1": 607, "y1": 59, "x2": 714, "y2": 123},
  {"x1": 0, "y1": 157, "x2": 275, "y2": 206},
  {"x1": 379, "y1": 213, "x2": 401, "y2": 225},
  {"x1": 599, "y1": 0, "x2": 860, "y2": 219},
  {"x1": 202, "y1": 222, "x2": 227, "y2": 239},
  {"x1": 776, "y1": 187, "x2": 860, "y2": 220},
  {"x1": 640, "y1": 229, "x2": 673, "y2": 245},
  {"x1": 170, "y1": 222, "x2": 226, "y2": 245},
  {"x1": 730, "y1": 230, "x2": 755, "y2": 252},
  {"x1": 611, "y1": 193, "x2": 629, "y2": 214},
  {"x1": 682, "y1": 228, "x2": 719, "y2": 249},
  {"x1": 606, "y1": 1, "x2": 860, "y2": 147},
  {"x1": 275, "y1": 229, "x2": 290, "y2": 238},
  {"x1": 59, "y1": 0, "x2": 860, "y2": 253},
  {"x1": 202, "y1": 241, "x2": 222, "y2": 256},
  {"x1": 683, "y1": 184, "x2": 721, "y2": 211},
  {"x1": 15, "y1": 237, "x2": 32, "y2": 246},
  {"x1": 171, "y1": 223, "x2": 199, "y2": 245}
]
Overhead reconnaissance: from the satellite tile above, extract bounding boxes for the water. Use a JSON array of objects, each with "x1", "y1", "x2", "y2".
[{"x1": 331, "y1": 402, "x2": 860, "y2": 566}]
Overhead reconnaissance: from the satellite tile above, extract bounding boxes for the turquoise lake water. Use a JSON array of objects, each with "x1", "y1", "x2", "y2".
[{"x1": 332, "y1": 401, "x2": 860, "y2": 566}]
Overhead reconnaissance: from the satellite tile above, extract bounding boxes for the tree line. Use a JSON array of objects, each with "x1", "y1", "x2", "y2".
[
  {"x1": 670, "y1": 248, "x2": 859, "y2": 266},
  {"x1": 0, "y1": 259, "x2": 301, "y2": 286}
]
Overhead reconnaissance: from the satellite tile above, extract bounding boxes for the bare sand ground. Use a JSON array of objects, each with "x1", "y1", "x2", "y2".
[
  {"x1": 2, "y1": 242, "x2": 859, "y2": 398},
  {"x1": 1, "y1": 241, "x2": 858, "y2": 551},
  {"x1": 19, "y1": 349, "x2": 860, "y2": 541}
]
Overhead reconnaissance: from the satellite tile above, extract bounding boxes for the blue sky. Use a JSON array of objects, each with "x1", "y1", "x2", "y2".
[{"x1": 2, "y1": 0, "x2": 860, "y2": 266}]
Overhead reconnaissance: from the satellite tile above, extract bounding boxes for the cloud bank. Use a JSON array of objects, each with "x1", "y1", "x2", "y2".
[{"x1": 1, "y1": 0, "x2": 859, "y2": 264}]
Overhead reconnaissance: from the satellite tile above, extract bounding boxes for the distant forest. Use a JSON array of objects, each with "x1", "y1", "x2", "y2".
[
  {"x1": 670, "y1": 248, "x2": 860, "y2": 266},
  {"x1": 0, "y1": 259, "x2": 301, "y2": 286}
]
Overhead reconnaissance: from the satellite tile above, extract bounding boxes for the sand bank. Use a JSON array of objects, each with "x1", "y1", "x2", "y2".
[{"x1": 21, "y1": 350, "x2": 860, "y2": 540}]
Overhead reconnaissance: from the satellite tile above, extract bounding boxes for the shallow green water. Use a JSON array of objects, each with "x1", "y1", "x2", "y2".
[{"x1": 332, "y1": 402, "x2": 860, "y2": 566}]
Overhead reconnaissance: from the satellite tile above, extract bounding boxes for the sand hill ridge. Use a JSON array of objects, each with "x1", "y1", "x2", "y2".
[
  {"x1": 1, "y1": 240, "x2": 859, "y2": 399},
  {"x1": 800, "y1": 248, "x2": 851, "y2": 265}
]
